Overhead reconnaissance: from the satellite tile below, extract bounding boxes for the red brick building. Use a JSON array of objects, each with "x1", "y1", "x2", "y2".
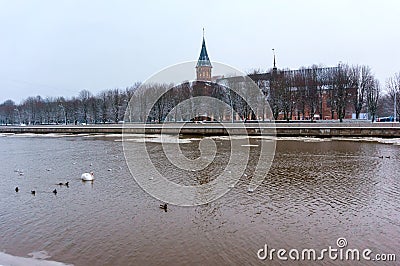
[{"x1": 194, "y1": 33, "x2": 356, "y2": 121}]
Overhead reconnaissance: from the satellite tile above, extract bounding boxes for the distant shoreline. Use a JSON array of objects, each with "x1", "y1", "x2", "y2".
[{"x1": 1, "y1": 122, "x2": 400, "y2": 137}]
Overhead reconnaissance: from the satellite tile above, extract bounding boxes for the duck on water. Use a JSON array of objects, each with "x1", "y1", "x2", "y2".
[{"x1": 160, "y1": 203, "x2": 167, "y2": 212}]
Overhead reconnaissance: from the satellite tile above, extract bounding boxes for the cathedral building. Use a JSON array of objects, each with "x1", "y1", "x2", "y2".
[{"x1": 192, "y1": 31, "x2": 356, "y2": 121}]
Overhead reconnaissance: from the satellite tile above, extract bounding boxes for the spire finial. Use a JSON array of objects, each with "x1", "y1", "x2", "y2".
[
  {"x1": 272, "y1": 48, "x2": 276, "y2": 69},
  {"x1": 203, "y1": 27, "x2": 205, "y2": 38}
]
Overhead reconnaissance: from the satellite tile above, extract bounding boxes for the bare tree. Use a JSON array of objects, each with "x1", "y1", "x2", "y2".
[
  {"x1": 332, "y1": 64, "x2": 353, "y2": 122},
  {"x1": 54, "y1": 97, "x2": 66, "y2": 124},
  {"x1": 279, "y1": 70, "x2": 294, "y2": 121},
  {"x1": 377, "y1": 94, "x2": 393, "y2": 117},
  {"x1": 98, "y1": 91, "x2": 109, "y2": 123},
  {"x1": 0, "y1": 100, "x2": 16, "y2": 125},
  {"x1": 69, "y1": 97, "x2": 81, "y2": 125},
  {"x1": 293, "y1": 70, "x2": 306, "y2": 120},
  {"x1": 88, "y1": 96, "x2": 99, "y2": 123},
  {"x1": 386, "y1": 72, "x2": 400, "y2": 119},
  {"x1": 43, "y1": 97, "x2": 58, "y2": 124},
  {"x1": 350, "y1": 65, "x2": 374, "y2": 119},
  {"x1": 268, "y1": 71, "x2": 283, "y2": 120},
  {"x1": 173, "y1": 82, "x2": 194, "y2": 121},
  {"x1": 307, "y1": 66, "x2": 320, "y2": 121},
  {"x1": 79, "y1": 89, "x2": 92, "y2": 124},
  {"x1": 150, "y1": 83, "x2": 173, "y2": 123},
  {"x1": 293, "y1": 66, "x2": 319, "y2": 121},
  {"x1": 317, "y1": 67, "x2": 330, "y2": 120},
  {"x1": 367, "y1": 79, "x2": 380, "y2": 122},
  {"x1": 21, "y1": 97, "x2": 37, "y2": 124},
  {"x1": 109, "y1": 89, "x2": 122, "y2": 123}
]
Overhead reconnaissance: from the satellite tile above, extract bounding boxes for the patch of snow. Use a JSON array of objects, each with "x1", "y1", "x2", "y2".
[{"x1": 0, "y1": 251, "x2": 73, "y2": 266}]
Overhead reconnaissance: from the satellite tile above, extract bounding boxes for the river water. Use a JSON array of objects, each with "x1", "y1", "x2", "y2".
[{"x1": 0, "y1": 134, "x2": 399, "y2": 265}]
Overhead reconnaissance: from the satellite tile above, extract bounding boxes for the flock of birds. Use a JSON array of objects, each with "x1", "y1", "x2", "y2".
[
  {"x1": 13, "y1": 169, "x2": 169, "y2": 212},
  {"x1": 14, "y1": 170, "x2": 95, "y2": 196}
]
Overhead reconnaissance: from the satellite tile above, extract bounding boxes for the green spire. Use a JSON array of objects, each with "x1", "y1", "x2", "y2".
[{"x1": 196, "y1": 29, "x2": 212, "y2": 68}]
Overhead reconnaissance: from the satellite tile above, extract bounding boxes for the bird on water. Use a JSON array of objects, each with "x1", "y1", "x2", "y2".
[
  {"x1": 31, "y1": 190, "x2": 36, "y2": 195},
  {"x1": 58, "y1": 182, "x2": 69, "y2": 187},
  {"x1": 160, "y1": 203, "x2": 168, "y2": 212},
  {"x1": 15, "y1": 187, "x2": 19, "y2": 192},
  {"x1": 81, "y1": 172, "x2": 94, "y2": 181},
  {"x1": 53, "y1": 189, "x2": 57, "y2": 195}
]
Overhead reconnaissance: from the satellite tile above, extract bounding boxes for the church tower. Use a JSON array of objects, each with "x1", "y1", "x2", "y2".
[{"x1": 196, "y1": 29, "x2": 212, "y2": 81}]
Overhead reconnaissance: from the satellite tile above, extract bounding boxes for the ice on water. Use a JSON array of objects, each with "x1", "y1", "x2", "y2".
[{"x1": 0, "y1": 251, "x2": 73, "y2": 266}]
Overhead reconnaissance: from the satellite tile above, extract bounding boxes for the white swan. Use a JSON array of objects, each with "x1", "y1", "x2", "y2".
[{"x1": 81, "y1": 172, "x2": 94, "y2": 181}]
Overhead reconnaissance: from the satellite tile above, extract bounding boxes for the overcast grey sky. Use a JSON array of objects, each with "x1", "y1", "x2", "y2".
[{"x1": 1, "y1": 0, "x2": 399, "y2": 103}]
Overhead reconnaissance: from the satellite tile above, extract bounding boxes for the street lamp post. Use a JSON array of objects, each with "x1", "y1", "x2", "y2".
[
  {"x1": 227, "y1": 89, "x2": 234, "y2": 123},
  {"x1": 394, "y1": 92, "x2": 397, "y2": 122},
  {"x1": 231, "y1": 98, "x2": 234, "y2": 123}
]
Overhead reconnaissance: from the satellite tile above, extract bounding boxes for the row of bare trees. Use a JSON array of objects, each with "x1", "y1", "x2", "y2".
[
  {"x1": 0, "y1": 83, "x2": 140, "y2": 125},
  {"x1": 1, "y1": 66, "x2": 399, "y2": 125},
  {"x1": 126, "y1": 82, "x2": 232, "y2": 123}
]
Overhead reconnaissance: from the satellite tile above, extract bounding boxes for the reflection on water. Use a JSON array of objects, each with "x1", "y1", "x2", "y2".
[{"x1": 0, "y1": 134, "x2": 399, "y2": 265}]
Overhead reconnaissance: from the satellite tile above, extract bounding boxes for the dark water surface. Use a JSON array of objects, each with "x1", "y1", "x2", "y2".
[{"x1": 0, "y1": 134, "x2": 399, "y2": 265}]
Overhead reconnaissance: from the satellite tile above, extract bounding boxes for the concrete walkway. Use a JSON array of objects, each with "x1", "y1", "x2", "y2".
[{"x1": 1, "y1": 122, "x2": 400, "y2": 137}]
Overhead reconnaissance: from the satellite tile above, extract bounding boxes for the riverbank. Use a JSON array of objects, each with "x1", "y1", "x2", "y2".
[{"x1": 1, "y1": 122, "x2": 400, "y2": 137}]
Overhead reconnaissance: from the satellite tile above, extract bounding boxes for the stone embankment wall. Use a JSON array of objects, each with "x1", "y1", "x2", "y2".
[{"x1": 1, "y1": 123, "x2": 399, "y2": 137}]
